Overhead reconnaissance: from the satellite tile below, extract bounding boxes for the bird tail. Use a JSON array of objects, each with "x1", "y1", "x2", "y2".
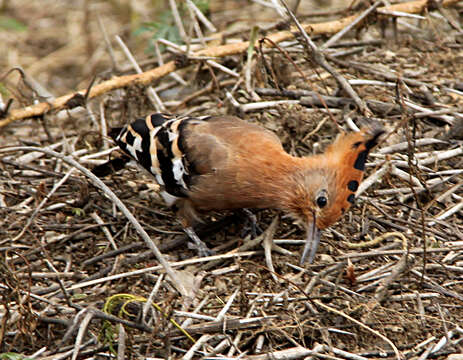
[
  {"x1": 91, "y1": 127, "x2": 129, "y2": 177},
  {"x1": 91, "y1": 155, "x2": 131, "y2": 177},
  {"x1": 108, "y1": 127, "x2": 124, "y2": 141}
]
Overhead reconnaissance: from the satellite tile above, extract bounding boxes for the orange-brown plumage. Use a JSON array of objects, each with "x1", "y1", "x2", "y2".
[{"x1": 100, "y1": 113, "x2": 383, "y2": 263}]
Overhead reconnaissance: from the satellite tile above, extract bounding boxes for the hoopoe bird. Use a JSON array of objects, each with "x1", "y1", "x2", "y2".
[{"x1": 99, "y1": 113, "x2": 383, "y2": 264}]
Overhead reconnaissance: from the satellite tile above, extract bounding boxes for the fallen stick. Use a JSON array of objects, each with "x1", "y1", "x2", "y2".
[{"x1": 0, "y1": 0, "x2": 459, "y2": 129}]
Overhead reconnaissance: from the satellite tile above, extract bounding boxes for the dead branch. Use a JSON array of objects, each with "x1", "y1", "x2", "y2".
[{"x1": 0, "y1": 0, "x2": 459, "y2": 129}]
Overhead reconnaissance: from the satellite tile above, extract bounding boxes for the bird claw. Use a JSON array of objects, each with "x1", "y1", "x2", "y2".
[
  {"x1": 188, "y1": 242, "x2": 215, "y2": 257},
  {"x1": 240, "y1": 209, "x2": 263, "y2": 238},
  {"x1": 184, "y1": 226, "x2": 215, "y2": 257}
]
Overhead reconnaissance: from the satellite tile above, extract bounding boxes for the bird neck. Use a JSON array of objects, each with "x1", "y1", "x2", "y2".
[{"x1": 255, "y1": 153, "x2": 323, "y2": 217}]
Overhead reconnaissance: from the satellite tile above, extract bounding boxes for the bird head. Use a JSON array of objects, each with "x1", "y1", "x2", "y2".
[{"x1": 288, "y1": 126, "x2": 384, "y2": 264}]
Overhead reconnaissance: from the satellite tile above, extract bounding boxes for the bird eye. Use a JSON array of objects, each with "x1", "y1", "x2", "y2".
[{"x1": 316, "y1": 196, "x2": 327, "y2": 208}]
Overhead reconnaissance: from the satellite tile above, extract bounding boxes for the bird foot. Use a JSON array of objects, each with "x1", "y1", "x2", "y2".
[
  {"x1": 184, "y1": 226, "x2": 215, "y2": 257},
  {"x1": 187, "y1": 241, "x2": 215, "y2": 257},
  {"x1": 240, "y1": 208, "x2": 263, "y2": 238}
]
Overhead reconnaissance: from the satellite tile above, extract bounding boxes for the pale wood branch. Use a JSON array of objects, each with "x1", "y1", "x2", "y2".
[{"x1": 0, "y1": 0, "x2": 459, "y2": 129}]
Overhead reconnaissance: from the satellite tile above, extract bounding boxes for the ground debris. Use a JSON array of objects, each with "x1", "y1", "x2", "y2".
[{"x1": 0, "y1": 0, "x2": 462, "y2": 358}]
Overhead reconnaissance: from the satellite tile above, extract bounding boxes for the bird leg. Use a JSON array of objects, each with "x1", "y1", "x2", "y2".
[
  {"x1": 240, "y1": 208, "x2": 263, "y2": 238},
  {"x1": 184, "y1": 226, "x2": 215, "y2": 257}
]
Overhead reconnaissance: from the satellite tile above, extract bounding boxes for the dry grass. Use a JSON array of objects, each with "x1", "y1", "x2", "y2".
[{"x1": 0, "y1": 0, "x2": 462, "y2": 358}]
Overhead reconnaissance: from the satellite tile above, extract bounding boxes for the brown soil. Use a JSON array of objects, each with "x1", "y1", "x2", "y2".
[{"x1": 0, "y1": 0, "x2": 462, "y2": 358}]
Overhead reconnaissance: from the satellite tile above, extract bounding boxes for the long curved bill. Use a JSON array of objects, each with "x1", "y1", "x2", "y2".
[{"x1": 300, "y1": 220, "x2": 321, "y2": 265}]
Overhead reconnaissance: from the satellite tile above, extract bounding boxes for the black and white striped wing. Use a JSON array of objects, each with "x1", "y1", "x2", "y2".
[{"x1": 110, "y1": 113, "x2": 207, "y2": 206}]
